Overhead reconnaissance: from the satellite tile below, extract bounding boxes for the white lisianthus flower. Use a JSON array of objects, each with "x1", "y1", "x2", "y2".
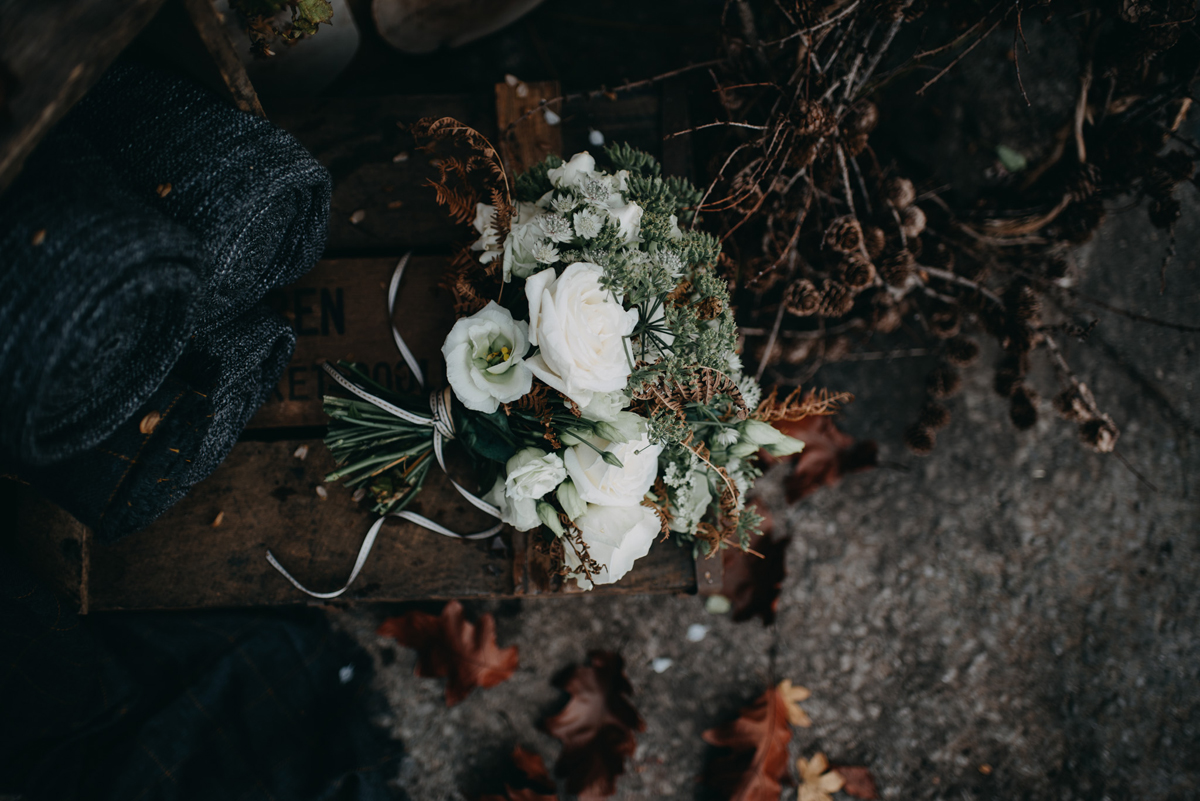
[
  {"x1": 524, "y1": 263, "x2": 639, "y2": 408},
  {"x1": 565, "y1": 503, "x2": 661, "y2": 588},
  {"x1": 547, "y1": 152, "x2": 597, "y2": 189},
  {"x1": 563, "y1": 430, "x2": 662, "y2": 507},
  {"x1": 504, "y1": 447, "x2": 567, "y2": 501},
  {"x1": 502, "y1": 219, "x2": 546, "y2": 282},
  {"x1": 441, "y1": 301, "x2": 533, "y2": 413},
  {"x1": 606, "y1": 199, "x2": 643, "y2": 243},
  {"x1": 668, "y1": 469, "x2": 713, "y2": 534},
  {"x1": 729, "y1": 419, "x2": 805, "y2": 458},
  {"x1": 484, "y1": 477, "x2": 540, "y2": 531},
  {"x1": 470, "y1": 203, "x2": 503, "y2": 263},
  {"x1": 573, "y1": 208, "x2": 604, "y2": 240}
]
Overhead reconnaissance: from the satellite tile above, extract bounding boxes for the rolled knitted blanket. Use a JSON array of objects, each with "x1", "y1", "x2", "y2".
[
  {"x1": 27, "y1": 306, "x2": 295, "y2": 541},
  {"x1": 0, "y1": 132, "x2": 204, "y2": 466},
  {"x1": 62, "y1": 60, "x2": 332, "y2": 332}
]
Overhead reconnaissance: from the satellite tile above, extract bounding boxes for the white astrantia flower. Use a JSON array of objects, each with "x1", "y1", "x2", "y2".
[
  {"x1": 441, "y1": 301, "x2": 533, "y2": 413},
  {"x1": 530, "y1": 240, "x2": 560, "y2": 265},
  {"x1": 563, "y1": 430, "x2": 662, "y2": 507},
  {"x1": 547, "y1": 152, "x2": 597, "y2": 190},
  {"x1": 668, "y1": 468, "x2": 713, "y2": 534},
  {"x1": 538, "y1": 213, "x2": 574, "y2": 244},
  {"x1": 504, "y1": 447, "x2": 567, "y2": 501},
  {"x1": 551, "y1": 194, "x2": 579, "y2": 214},
  {"x1": 470, "y1": 203, "x2": 503, "y2": 264},
  {"x1": 714, "y1": 427, "x2": 741, "y2": 448},
  {"x1": 579, "y1": 176, "x2": 614, "y2": 206},
  {"x1": 484, "y1": 477, "x2": 541, "y2": 531},
  {"x1": 564, "y1": 503, "x2": 661, "y2": 588},
  {"x1": 524, "y1": 263, "x2": 639, "y2": 408},
  {"x1": 735, "y1": 372, "x2": 763, "y2": 413},
  {"x1": 573, "y1": 208, "x2": 604, "y2": 240}
]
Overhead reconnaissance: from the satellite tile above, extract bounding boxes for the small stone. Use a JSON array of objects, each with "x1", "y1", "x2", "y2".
[
  {"x1": 588, "y1": 129, "x2": 605, "y2": 146},
  {"x1": 686, "y1": 623, "x2": 709, "y2": 642},
  {"x1": 293, "y1": 444, "x2": 309, "y2": 460},
  {"x1": 212, "y1": 511, "x2": 224, "y2": 527},
  {"x1": 30, "y1": 229, "x2": 46, "y2": 247},
  {"x1": 316, "y1": 485, "x2": 328, "y2": 500},
  {"x1": 156, "y1": 183, "x2": 172, "y2": 198},
  {"x1": 338, "y1": 664, "x2": 355, "y2": 683},
  {"x1": 543, "y1": 109, "x2": 561, "y2": 126},
  {"x1": 651, "y1": 657, "x2": 673, "y2": 674},
  {"x1": 392, "y1": 152, "x2": 409, "y2": 163},
  {"x1": 349, "y1": 209, "x2": 366, "y2": 224},
  {"x1": 139, "y1": 411, "x2": 162, "y2": 434},
  {"x1": 705, "y1": 595, "x2": 732, "y2": 615}
]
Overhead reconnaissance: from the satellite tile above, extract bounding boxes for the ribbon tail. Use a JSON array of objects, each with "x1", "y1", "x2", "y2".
[
  {"x1": 388, "y1": 253, "x2": 425, "y2": 389},
  {"x1": 266, "y1": 516, "x2": 389, "y2": 599}
]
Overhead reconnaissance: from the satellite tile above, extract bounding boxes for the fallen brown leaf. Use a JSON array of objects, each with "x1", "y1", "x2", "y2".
[
  {"x1": 702, "y1": 680, "x2": 806, "y2": 801},
  {"x1": 797, "y1": 753, "x2": 844, "y2": 801},
  {"x1": 480, "y1": 745, "x2": 557, "y2": 801},
  {"x1": 766, "y1": 416, "x2": 877, "y2": 503},
  {"x1": 722, "y1": 499, "x2": 789, "y2": 625},
  {"x1": 543, "y1": 651, "x2": 644, "y2": 800},
  {"x1": 377, "y1": 600, "x2": 518, "y2": 706},
  {"x1": 831, "y1": 764, "x2": 879, "y2": 799}
]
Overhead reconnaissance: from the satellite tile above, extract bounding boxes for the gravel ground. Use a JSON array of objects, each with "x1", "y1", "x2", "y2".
[{"x1": 334, "y1": 178, "x2": 1200, "y2": 800}]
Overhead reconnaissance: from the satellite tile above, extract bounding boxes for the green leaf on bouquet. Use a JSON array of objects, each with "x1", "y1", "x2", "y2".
[
  {"x1": 515, "y1": 154, "x2": 564, "y2": 202},
  {"x1": 457, "y1": 409, "x2": 518, "y2": 465}
]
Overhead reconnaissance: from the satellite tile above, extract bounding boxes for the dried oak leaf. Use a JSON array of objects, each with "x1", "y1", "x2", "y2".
[
  {"x1": 702, "y1": 680, "x2": 811, "y2": 801},
  {"x1": 831, "y1": 765, "x2": 880, "y2": 800},
  {"x1": 797, "y1": 753, "x2": 844, "y2": 801},
  {"x1": 480, "y1": 745, "x2": 558, "y2": 801},
  {"x1": 766, "y1": 417, "x2": 877, "y2": 503},
  {"x1": 722, "y1": 499, "x2": 790, "y2": 625},
  {"x1": 377, "y1": 600, "x2": 518, "y2": 706},
  {"x1": 543, "y1": 651, "x2": 644, "y2": 800}
]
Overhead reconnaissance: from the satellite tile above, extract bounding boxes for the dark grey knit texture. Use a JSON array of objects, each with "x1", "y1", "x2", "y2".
[
  {"x1": 63, "y1": 60, "x2": 332, "y2": 332},
  {"x1": 0, "y1": 132, "x2": 204, "y2": 466}
]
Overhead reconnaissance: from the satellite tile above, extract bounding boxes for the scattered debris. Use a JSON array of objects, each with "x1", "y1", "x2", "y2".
[
  {"x1": 686, "y1": 623, "x2": 709, "y2": 642},
  {"x1": 30, "y1": 229, "x2": 46, "y2": 247},
  {"x1": 156, "y1": 183, "x2": 172, "y2": 198},
  {"x1": 797, "y1": 753, "x2": 844, "y2": 801},
  {"x1": 349, "y1": 209, "x2": 366, "y2": 224},
  {"x1": 480, "y1": 746, "x2": 557, "y2": 801},
  {"x1": 211, "y1": 511, "x2": 224, "y2": 528},
  {"x1": 702, "y1": 680, "x2": 810, "y2": 801},
  {"x1": 139, "y1": 410, "x2": 161, "y2": 435},
  {"x1": 832, "y1": 765, "x2": 880, "y2": 800},
  {"x1": 651, "y1": 657, "x2": 673, "y2": 673},
  {"x1": 293, "y1": 444, "x2": 309, "y2": 460},
  {"x1": 392, "y1": 152, "x2": 410, "y2": 163},
  {"x1": 377, "y1": 600, "x2": 519, "y2": 706},
  {"x1": 315, "y1": 485, "x2": 327, "y2": 499}
]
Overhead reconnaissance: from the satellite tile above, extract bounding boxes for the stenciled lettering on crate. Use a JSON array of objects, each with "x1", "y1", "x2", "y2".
[{"x1": 251, "y1": 256, "x2": 453, "y2": 428}]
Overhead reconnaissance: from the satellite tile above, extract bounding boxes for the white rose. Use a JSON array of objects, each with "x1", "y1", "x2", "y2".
[
  {"x1": 483, "y1": 477, "x2": 540, "y2": 531},
  {"x1": 668, "y1": 468, "x2": 713, "y2": 534},
  {"x1": 524, "y1": 263, "x2": 638, "y2": 408},
  {"x1": 502, "y1": 219, "x2": 547, "y2": 282},
  {"x1": 564, "y1": 503, "x2": 661, "y2": 588},
  {"x1": 471, "y1": 203, "x2": 502, "y2": 263},
  {"x1": 504, "y1": 447, "x2": 567, "y2": 501},
  {"x1": 547, "y1": 152, "x2": 596, "y2": 189},
  {"x1": 564, "y1": 430, "x2": 662, "y2": 507},
  {"x1": 441, "y1": 301, "x2": 533, "y2": 413},
  {"x1": 579, "y1": 390, "x2": 629, "y2": 423},
  {"x1": 606, "y1": 199, "x2": 643, "y2": 243}
]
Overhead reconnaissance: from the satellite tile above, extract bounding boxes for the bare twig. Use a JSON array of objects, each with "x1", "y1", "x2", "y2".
[{"x1": 916, "y1": 17, "x2": 1003, "y2": 96}]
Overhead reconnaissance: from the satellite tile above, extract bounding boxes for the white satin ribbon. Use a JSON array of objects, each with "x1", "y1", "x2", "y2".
[{"x1": 267, "y1": 254, "x2": 504, "y2": 598}]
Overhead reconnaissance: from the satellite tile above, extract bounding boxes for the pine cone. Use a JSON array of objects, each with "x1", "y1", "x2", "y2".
[
  {"x1": 1057, "y1": 199, "x2": 1105, "y2": 243},
  {"x1": 878, "y1": 249, "x2": 914, "y2": 287},
  {"x1": 818, "y1": 280, "x2": 856, "y2": 317},
  {"x1": 783, "y1": 279, "x2": 821, "y2": 316},
  {"x1": 863, "y1": 225, "x2": 886, "y2": 259},
  {"x1": 849, "y1": 101, "x2": 879, "y2": 135},
  {"x1": 901, "y1": 205, "x2": 927, "y2": 238},
  {"x1": 1066, "y1": 162, "x2": 1101, "y2": 202},
  {"x1": 926, "y1": 363, "x2": 962, "y2": 399},
  {"x1": 1009, "y1": 384, "x2": 1039, "y2": 430},
  {"x1": 845, "y1": 133, "x2": 870, "y2": 158},
  {"x1": 869, "y1": 293, "x2": 902, "y2": 333},
  {"x1": 919, "y1": 401, "x2": 951, "y2": 431},
  {"x1": 904, "y1": 423, "x2": 935, "y2": 455},
  {"x1": 792, "y1": 100, "x2": 833, "y2": 137},
  {"x1": 885, "y1": 177, "x2": 916, "y2": 209},
  {"x1": 1005, "y1": 282, "x2": 1041, "y2": 321},
  {"x1": 926, "y1": 242, "x2": 955, "y2": 271},
  {"x1": 994, "y1": 365, "x2": 1022, "y2": 397},
  {"x1": 1053, "y1": 387, "x2": 1089, "y2": 421},
  {"x1": 824, "y1": 215, "x2": 864, "y2": 254},
  {"x1": 838, "y1": 252, "x2": 876, "y2": 288},
  {"x1": 944, "y1": 336, "x2": 980, "y2": 367},
  {"x1": 929, "y1": 303, "x2": 962, "y2": 339}
]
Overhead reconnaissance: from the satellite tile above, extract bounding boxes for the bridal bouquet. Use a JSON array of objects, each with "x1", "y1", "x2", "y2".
[{"x1": 321, "y1": 119, "x2": 844, "y2": 589}]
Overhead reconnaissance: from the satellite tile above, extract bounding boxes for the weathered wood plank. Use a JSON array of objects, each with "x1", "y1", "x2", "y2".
[
  {"x1": 0, "y1": 0, "x2": 167, "y2": 196},
  {"x1": 495, "y1": 79, "x2": 561, "y2": 176}
]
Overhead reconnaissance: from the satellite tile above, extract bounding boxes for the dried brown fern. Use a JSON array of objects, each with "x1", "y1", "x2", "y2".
[
  {"x1": 633, "y1": 368, "x2": 749, "y2": 422},
  {"x1": 753, "y1": 387, "x2": 854, "y2": 423},
  {"x1": 411, "y1": 116, "x2": 513, "y2": 230}
]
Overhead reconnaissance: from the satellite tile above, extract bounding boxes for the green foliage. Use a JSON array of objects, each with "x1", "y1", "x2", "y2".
[
  {"x1": 679, "y1": 230, "x2": 721, "y2": 269},
  {"x1": 515, "y1": 154, "x2": 563, "y2": 202},
  {"x1": 604, "y1": 142, "x2": 661, "y2": 176},
  {"x1": 230, "y1": 0, "x2": 332, "y2": 51}
]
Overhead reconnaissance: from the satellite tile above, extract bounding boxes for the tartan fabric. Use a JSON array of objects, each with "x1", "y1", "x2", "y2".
[
  {"x1": 61, "y1": 59, "x2": 331, "y2": 334},
  {"x1": 0, "y1": 551, "x2": 403, "y2": 801}
]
